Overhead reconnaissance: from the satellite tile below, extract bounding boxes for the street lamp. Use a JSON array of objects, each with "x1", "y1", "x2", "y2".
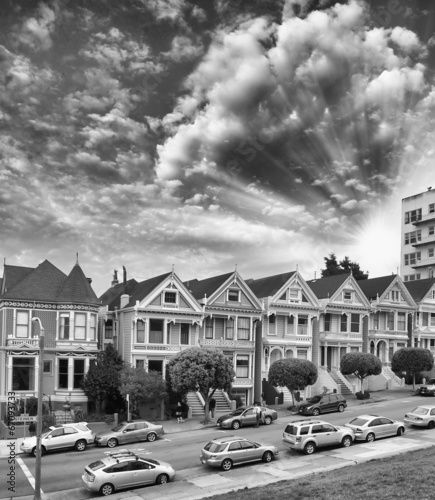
[{"x1": 31, "y1": 317, "x2": 45, "y2": 500}]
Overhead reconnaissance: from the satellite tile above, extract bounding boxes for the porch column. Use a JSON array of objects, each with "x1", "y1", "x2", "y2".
[
  {"x1": 68, "y1": 358, "x2": 74, "y2": 392},
  {"x1": 312, "y1": 316, "x2": 320, "y2": 368}
]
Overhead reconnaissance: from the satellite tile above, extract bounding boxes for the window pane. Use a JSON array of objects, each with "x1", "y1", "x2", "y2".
[
  {"x1": 58, "y1": 359, "x2": 69, "y2": 389},
  {"x1": 75, "y1": 313, "x2": 86, "y2": 340},
  {"x1": 16, "y1": 311, "x2": 29, "y2": 338},
  {"x1": 137, "y1": 321, "x2": 145, "y2": 343},
  {"x1": 74, "y1": 359, "x2": 85, "y2": 389},
  {"x1": 60, "y1": 315, "x2": 70, "y2": 339},
  {"x1": 180, "y1": 323, "x2": 189, "y2": 344},
  {"x1": 205, "y1": 318, "x2": 213, "y2": 339},
  {"x1": 12, "y1": 357, "x2": 35, "y2": 391},
  {"x1": 237, "y1": 317, "x2": 250, "y2": 340},
  {"x1": 226, "y1": 319, "x2": 234, "y2": 339},
  {"x1": 149, "y1": 319, "x2": 163, "y2": 343},
  {"x1": 236, "y1": 355, "x2": 249, "y2": 377}
]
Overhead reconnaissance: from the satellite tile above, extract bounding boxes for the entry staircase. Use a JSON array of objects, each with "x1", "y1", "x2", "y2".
[
  {"x1": 186, "y1": 390, "x2": 231, "y2": 416},
  {"x1": 276, "y1": 387, "x2": 306, "y2": 404},
  {"x1": 382, "y1": 366, "x2": 403, "y2": 387},
  {"x1": 329, "y1": 370, "x2": 354, "y2": 396}
]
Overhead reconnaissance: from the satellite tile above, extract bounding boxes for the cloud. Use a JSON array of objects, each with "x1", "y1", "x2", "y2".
[{"x1": 15, "y1": 3, "x2": 56, "y2": 52}]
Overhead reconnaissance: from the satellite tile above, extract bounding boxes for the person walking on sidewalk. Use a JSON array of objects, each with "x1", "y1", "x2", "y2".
[
  {"x1": 253, "y1": 403, "x2": 261, "y2": 428},
  {"x1": 209, "y1": 397, "x2": 216, "y2": 419},
  {"x1": 176, "y1": 402, "x2": 184, "y2": 423}
]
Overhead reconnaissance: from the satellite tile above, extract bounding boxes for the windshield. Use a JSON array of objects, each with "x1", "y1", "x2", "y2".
[
  {"x1": 111, "y1": 423, "x2": 125, "y2": 432},
  {"x1": 308, "y1": 396, "x2": 322, "y2": 403},
  {"x1": 229, "y1": 407, "x2": 246, "y2": 416},
  {"x1": 411, "y1": 407, "x2": 429, "y2": 415}
]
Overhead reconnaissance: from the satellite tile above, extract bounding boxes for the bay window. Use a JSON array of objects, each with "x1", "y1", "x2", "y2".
[{"x1": 74, "y1": 313, "x2": 86, "y2": 340}]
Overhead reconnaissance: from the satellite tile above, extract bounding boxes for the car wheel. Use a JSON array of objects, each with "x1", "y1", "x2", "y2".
[
  {"x1": 262, "y1": 451, "x2": 273, "y2": 463},
  {"x1": 428, "y1": 420, "x2": 435, "y2": 429},
  {"x1": 147, "y1": 432, "x2": 157, "y2": 442},
  {"x1": 156, "y1": 474, "x2": 169, "y2": 485},
  {"x1": 338, "y1": 404, "x2": 345, "y2": 412},
  {"x1": 397, "y1": 427, "x2": 405, "y2": 436},
  {"x1": 231, "y1": 420, "x2": 241, "y2": 430},
  {"x1": 312, "y1": 408, "x2": 320, "y2": 416},
  {"x1": 107, "y1": 438, "x2": 118, "y2": 448},
  {"x1": 100, "y1": 483, "x2": 114, "y2": 496},
  {"x1": 75, "y1": 440, "x2": 87, "y2": 452},
  {"x1": 221, "y1": 458, "x2": 233, "y2": 471},
  {"x1": 264, "y1": 416, "x2": 272, "y2": 425},
  {"x1": 341, "y1": 436, "x2": 352, "y2": 448},
  {"x1": 366, "y1": 433, "x2": 375, "y2": 443},
  {"x1": 32, "y1": 446, "x2": 46, "y2": 457},
  {"x1": 304, "y1": 442, "x2": 316, "y2": 455}
]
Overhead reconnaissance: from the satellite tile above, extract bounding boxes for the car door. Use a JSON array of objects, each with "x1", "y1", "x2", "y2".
[
  {"x1": 319, "y1": 396, "x2": 331, "y2": 413},
  {"x1": 62, "y1": 426, "x2": 79, "y2": 449},
  {"x1": 368, "y1": 418, "x2": 384, "y2": 438},
  {"x1": 107, "y1": 461, "x2": 134, "y2": 489},
  {"x1": 227, "y1": 440, "x2": 245, "y2": 464},
  {"x1": 239, "y1": 440, "x2": 259, "y2": 463},
  {"x1": 121, "y1": 423, "x2": 139, "y2": 444},
  {"x1": 44, "y1": 428, "x2": 65, "y2": 451},
  {"x1": 136, "y1": 422, "x2": 148, "y2": 441},
  {"x1": 130, "y1": 460, "x2": 155, "y2": 486},
  {"x1": 321, "y1": 424, "x2": 340, "y2": 447},
  {"x1": 311, "y1": 424, "x2": 327, "y2": 447},
  {"x1": 241, "y1": 408, "x2": 256, "y2": 427},
  {"x1": 378, "y1": 417, "x2": 396, "y2": 437}
]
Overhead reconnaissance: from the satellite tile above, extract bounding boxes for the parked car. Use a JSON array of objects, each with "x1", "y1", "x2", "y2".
[
  {"x1": 216, "y1": 406, "x2": 278, "y2": 429},
  {"x1": 282, "y1": 419, "x2": 354, "y2": 455},
  {"x1": 298, "y1": 393, "x2": 347, "y2": 416},
  {"x1": 344, "y1": 414, "x2": 405, "y2": 442},
  {"x1": 417, "y1": 378, "x2": 435, "y2": 396},
  {"x1": 404, "y1": 405, "x2": 435, "y2": 428},
  {"x1": 20, "y1": 422, "x2": 94, "y2": 456},
  {"x1": 82, "y1": 449, "x2": 175, "y2": 496},
  {"x1": 94, "y1": 420, "x2": 164, "y2": 448},
  {"x1": 200, "y1": 436, "x2": 278, "y2": 471}
]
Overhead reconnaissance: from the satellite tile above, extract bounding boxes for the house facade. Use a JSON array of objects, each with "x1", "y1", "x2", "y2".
[
  {"x1": 0, "y1": 259, "x2": 100, "y2": 420},
  {"x1": 186, "y1": 270, "x2": 263, "y2": 405}
]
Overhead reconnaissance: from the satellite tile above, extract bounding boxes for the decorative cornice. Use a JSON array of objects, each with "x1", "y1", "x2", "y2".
[{"x1": 1, "y1": 301, "x2": 100, "y2": 312}]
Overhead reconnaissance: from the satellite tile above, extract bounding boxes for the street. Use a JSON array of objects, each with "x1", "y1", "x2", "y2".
[{"x1": 2, "y1": 395, "x2": 434, "y2": 499}]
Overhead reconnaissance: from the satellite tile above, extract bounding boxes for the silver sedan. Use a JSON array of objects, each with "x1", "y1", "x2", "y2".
[
  {"x1": 344, "y1": 414, "x2": 405, "y2": 442},
  {"x1": 404, "y1": 405, "x2": 435, "y2": 428},
  {"x1": 94, "y1": 420, "x2": 164, "y2": 448}
]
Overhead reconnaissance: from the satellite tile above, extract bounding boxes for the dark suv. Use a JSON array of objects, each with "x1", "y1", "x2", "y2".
[{"x1": 298, "y1": 393, "x2": 347, "y2": 416}]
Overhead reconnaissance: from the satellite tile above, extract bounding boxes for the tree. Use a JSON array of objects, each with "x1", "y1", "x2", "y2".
[
  {"x1": 340, "y1": 352, "x2": 382, "y2": 394},
  {"x1": 321, "y1": 253, "x2": 368, "y2": 280},
  {"x1": 391, "y1": 347, "x2": 434, "y2": 390},
  {"x1": 167, "y1": 347, "x2": 235, "y2": 423},
  {"x1": 119, "y1": 366, "x2": 168, "y2": 416},
  {"x1": 268, "y1": 358, "x2": 318, "y2": 405},
  {"x1": 82, "y1": 343, "x2": 124, "y2": 413}
]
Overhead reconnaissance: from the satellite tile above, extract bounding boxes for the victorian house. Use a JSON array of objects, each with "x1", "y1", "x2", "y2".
[
  {"x1": 246, "y1": 271, "x2": 321, "y2": 402},
  {"x1": 186, "y1": 270, "x2": 263, "y2": 406},
  {"x1": 404, "y1": 277, "x2": 435, "y2": 355},
  {"x1": 306, "y1": 273, "x2": 372, "y2": 394},
  {"x1": 99, "y1": 269, "x2": 204, "y2": 383},
  {"x1": 0, "y1": 259, "x2": 100, "y2": 420}
]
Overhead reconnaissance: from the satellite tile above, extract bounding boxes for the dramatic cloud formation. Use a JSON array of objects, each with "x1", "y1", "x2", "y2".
[{"x1": 1, "y1": 0, "x2": 435, "y2": 294}]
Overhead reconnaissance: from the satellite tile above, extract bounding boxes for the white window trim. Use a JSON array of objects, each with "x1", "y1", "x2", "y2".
[
  {"x1": 227, "y1": 289, "x2": 241, "y2": 303},
  {"x1": 162, "y1": 289, "x2": 179, "y2": 308}
]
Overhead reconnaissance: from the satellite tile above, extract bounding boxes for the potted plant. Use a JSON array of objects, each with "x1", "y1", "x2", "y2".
[{"x1": 63, "y1": 394, "x2": 71, "y2": 411}]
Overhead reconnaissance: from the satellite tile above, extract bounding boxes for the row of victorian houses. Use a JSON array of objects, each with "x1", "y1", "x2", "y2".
[{"x1": 2, "y1": 258, "x2": 435, "y2": 419}]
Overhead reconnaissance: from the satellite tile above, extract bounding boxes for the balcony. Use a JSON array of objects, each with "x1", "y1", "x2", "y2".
[
  {"x1": 412, "y1": 212, "x2": 435, "y2": 225},
  {"x1": 369, "y1": 329, "x2": 408, "y2": 340},
  {"x1": 412, "y1": 235, "x2": 435, "y2": 247},
  {"x1": 198, "y1": 339, "x2": 255, "y2": 348},
  {"x1": 7, "y1": 338, "x2": 40, "y2": 347},
  {"x1": 133, "y1": 344, "x2": 183, "y2": 352},
  {"x1": 319, "y1": 332, "x2": 362, "y2": 342},
  {"x1": 411, "y1": 257, "x2": 435, "y2": 268},
  {"x1": 233, "y1": 378, "x2": 254, "y2": 386}
]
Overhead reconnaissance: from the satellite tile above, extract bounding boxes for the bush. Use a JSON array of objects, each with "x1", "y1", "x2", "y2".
[{"x1": 355, "y1": 391, "x2": 371, "y2": 400}]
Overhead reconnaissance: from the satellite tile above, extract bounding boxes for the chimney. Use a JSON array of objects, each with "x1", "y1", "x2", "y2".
[
  {"x1": 111, "y1": 269, "x2": 119, "y2": 287},
  {"x1": 87, "y1": 277, "x2": 92, "y2": 285},
  {"x1": 120, "y1": 294, "x2": 129, "y2": 308},
  {"x1": 123, "y1": 266, "x2": 127, "y2": 284}
]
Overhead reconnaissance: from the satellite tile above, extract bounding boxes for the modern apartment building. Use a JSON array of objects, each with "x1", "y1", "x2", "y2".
[{"x1": 401, "y1": 187, "x2": 435, "y2": 282}]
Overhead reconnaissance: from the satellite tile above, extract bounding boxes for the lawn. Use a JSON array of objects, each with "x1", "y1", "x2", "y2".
[{"x1": 207, "y1": 447, "x2": 435, "y2": 500}]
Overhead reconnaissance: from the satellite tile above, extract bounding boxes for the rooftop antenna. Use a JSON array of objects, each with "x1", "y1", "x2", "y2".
[
  {"x1": 76, "y1": 252, "x2": 79, "y2": 264},
  {"x1": 314, "y1": 270, "x2": 316, "y2": 279}
]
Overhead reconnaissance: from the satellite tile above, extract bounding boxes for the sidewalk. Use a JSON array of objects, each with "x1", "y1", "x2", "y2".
[{"x1": 0, "y1": 386, "x2": 417, "y2": 459}]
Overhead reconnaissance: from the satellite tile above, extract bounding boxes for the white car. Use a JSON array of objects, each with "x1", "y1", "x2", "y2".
[
  {"x1": 404, "y1": 405, "x2": 435, "y2": 428},
  {"x1": 20, "y1": 422, "x2": 94, "y2": 456},
  {"x1": 344, "y1": 414, "x2": 405, "y2": 442}
]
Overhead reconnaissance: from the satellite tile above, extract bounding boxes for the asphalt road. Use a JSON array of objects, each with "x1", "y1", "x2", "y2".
[{"x1": 1, "y1": 395, "x2": 432, "y2": 499}]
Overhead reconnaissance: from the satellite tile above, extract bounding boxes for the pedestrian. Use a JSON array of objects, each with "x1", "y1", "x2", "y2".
[
  {"x1": 28, "y1": 420, "x2": 36, "y2": 437},
  {"x1": 176, "y1": 402, "x2": 184, "y2": 423},
  {"x1": 209, "y1": 397, "x2": 216, "y2": 419},
  {"x1": 253, "y1": 404, "x2": 261, "y2": 428}
]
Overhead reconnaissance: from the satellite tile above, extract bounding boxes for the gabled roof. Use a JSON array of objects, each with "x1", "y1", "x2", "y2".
[
  {"x1": 1, "y1": 264, "x2": 35, "y2": 294},
  {"x1": 2, "y1": 260, "x2": 68, "y2": 301},
  {"x1": 306, "y1": 273, "x2": 349, "y2": 299},
  {"x1": 404, "y1": 278, "x2": 435, "y2": 302},
  {"x1": 57, "y1": 263, "x2": 99, "y2": 305},
  {"x1": 99, "y1": 279, "x2": 139, "y2": 310},
  {"x1": 185, "y1": 272, "x2": 233, "y2": 300},
  {"x1": 246, "y1": 271, "x2": 296, "y2": 299},
  {"x1": 125, "y1": 272, "x2": 172, "y2": 308},
  {"x1": 357, "y1": 275, "x2": 396, "y2": 301}
]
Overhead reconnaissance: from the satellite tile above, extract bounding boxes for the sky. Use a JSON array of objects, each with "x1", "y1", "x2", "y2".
[{"x1": 1, "y1": 0, "x2": 435, "y2": 297}]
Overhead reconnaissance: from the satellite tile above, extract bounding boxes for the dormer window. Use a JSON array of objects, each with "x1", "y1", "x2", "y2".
[
  {"x1": 228, "y1": 290, "x2": 240, "y2": 302},
  {"x1": 163, "y1": 290, "x2": 178, "y2": 308},
  {"x1": 289, "y1": 288, "x2": 300, "y2": 302},
  {"x1": 343, "y1": 290, "x2": 352, "y2": 302},
  {"x1": 391, "y1": 290, "x2": 400, "y2": 302}
]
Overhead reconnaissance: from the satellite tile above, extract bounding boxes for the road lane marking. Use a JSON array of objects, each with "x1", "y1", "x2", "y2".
[{"x1": 17, "y1": 456, "x2": 44, "y2": 494}]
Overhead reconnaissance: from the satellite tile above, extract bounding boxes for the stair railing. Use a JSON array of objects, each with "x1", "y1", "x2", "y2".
[{"x1": 333, "y1": 369, "x2": 355, "y2": 393}]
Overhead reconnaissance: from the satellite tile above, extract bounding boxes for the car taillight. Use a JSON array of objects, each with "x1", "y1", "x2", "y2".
[
  {"x1": 85, "y1": 471, "x2": 95, "y2": 482},
  {"x1": 355, "y1": 428, "x2": 363, "y2": 433}
]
